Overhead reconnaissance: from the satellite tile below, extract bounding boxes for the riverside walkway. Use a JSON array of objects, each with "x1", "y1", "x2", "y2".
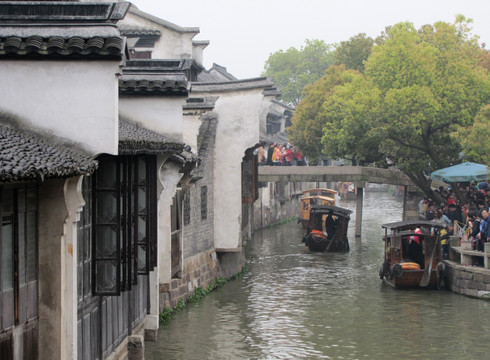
[{"x1": 258, "y1": 165, "x2": 417, "y2": 237}]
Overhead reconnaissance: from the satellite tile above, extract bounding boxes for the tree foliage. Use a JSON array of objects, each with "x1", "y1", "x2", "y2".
[
  {"x1": 287, "y1": 65, "x2": 349, "y2": 162},
  {"x1": 334, "y1": 33, "x2": 374, "y2": 73},
  {"x1": 262, "y1": 39, "x2": 335, "y2": 106},
  {"x1": 289, "y1": 17, "x2": 490, "y2": 197},
  {"x1": 454, "y1": 104, "x2": 490, "y2": 166}
]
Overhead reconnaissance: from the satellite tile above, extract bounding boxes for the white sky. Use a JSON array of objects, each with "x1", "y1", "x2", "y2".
[{"x1": 130, "y1": 0, "x2": 490, "y2": 79}]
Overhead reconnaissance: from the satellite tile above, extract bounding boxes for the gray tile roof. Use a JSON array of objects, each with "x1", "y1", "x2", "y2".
[
  {"x1": 0, "y1": 115, "x2": 97, "y2": 183},
  {"x1": 191, "y1": 77, "x2": 276, "y2": 93},
  {"x1": 272, "y1": 99, "x2": 294, "y2": 111},
  {"x1": 0, "y1": 2, "x2": 129, "y2": 59},
  {"x1": 183, "y1": 96, "x2": 218, "y2": 111},
  {"x1": 119, "y1": 28, "x2": 161, "y2": 37},
  {"x1": 120, "y1": 60, "x2": 194, "y2": 95},
  {"x1": 125, "y1": 59, "x2": 197, "y2": 72},
  {"x1": 197, "y1": 63, "x2": 238, "y2": 82},
  {"x1": 0, "y1": 34, "x2": 124, "y2": 58},
  {"x1": 118, "y1": 117, "x2": 196, "y2": 165},
  {"x1": 119, "y1": 73, "x2": 189, "y2": 96}
]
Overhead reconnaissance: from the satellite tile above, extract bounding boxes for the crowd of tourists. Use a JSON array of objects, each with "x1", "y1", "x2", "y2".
[
  {"x1": 419, "y1": 181, "x2": 490, "y2": 252},
  {"x1": 256, "y1": 142, "x2": 306, "y2": 166}
]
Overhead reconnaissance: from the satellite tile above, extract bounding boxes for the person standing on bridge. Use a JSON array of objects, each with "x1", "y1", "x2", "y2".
[
  {"x1": 256, "y1": 145, "x2": 266, "y2": 165},
  {"x1": 284, "y1": 145, "x2": 294, "y2": 166},
  {"x1": 295, "y1": 148, "x2": 305, "y2": 166},
  {"x1": 272, "y1": 144, "x2": 282, "y2": 166},
  {"x1": 266, "y1": 142, "x2": 276, "y2": 166}
]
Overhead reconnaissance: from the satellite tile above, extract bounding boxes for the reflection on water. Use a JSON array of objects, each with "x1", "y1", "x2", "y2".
[{"x1": 146, "y1": 192, "x2": 490, "y2": 360}]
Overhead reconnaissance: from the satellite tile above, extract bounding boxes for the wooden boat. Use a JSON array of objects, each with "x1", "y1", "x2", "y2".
[
  {"x1": 379, "y1": 220, "x2": 447, "y2": 289},
  {"x1": 302, "y1": 204, "x2": 352, "y2": 252},
  {"x1": 299, "y1": 188, "x2": 337, "y2": 229}
]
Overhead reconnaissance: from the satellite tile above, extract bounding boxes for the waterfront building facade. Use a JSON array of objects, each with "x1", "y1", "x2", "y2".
[{"x1": 0, "y1": 1, "x2": 282, "y2": 359}]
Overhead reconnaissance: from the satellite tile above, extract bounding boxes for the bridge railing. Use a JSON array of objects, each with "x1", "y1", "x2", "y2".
[{"x1": 257, "y1": 165, "x2": 414, "y2": 187}]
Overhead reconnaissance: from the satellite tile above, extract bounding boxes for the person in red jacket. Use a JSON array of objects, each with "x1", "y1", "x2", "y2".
[
  {"x1": 295, "y1": 148, "x2": 305, "y2": 166},
  {"x1": 283, "y1": 145, "x2": 293, "y2": 166}
]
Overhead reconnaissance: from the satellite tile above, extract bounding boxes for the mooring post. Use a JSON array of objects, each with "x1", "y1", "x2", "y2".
[
  {"x1": 355, "y1": 182, "x2": 365, "y2": 238},
  {"x1": 402, "y1": 186, "x2": 408, "y2": 220}
]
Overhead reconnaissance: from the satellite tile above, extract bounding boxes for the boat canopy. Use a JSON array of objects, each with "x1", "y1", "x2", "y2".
[
  {"x1": 382, "y1": 220, "x2": 447, "y2": 230},
  {"x1": 302, "y1": 188, "x2": 337, "y2": 197},
  {"x1": 309, "y1": 204, "x2": 352, "y2": 217},
  {"x1": 302, "y1": 195, "x2": 336, "y2": 202}
]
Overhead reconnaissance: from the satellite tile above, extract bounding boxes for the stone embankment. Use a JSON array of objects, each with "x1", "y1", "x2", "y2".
[{"x1": 445, "y1": 241, "x2": 490, "y2": 299}]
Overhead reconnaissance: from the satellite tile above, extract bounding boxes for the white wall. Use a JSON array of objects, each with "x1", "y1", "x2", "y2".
[
  {"x1": 192, "y1": 44, "x2": 206, "y2": 65},
  {"x1": 182, "y1": 112, "x2": 202, "y2": 152},
  {"x1": 119, "y1": 97, "x2": 186, "y2": 143},
  {"x1": 212, "y1": 90, "x2": 262, "y2": 249},
  {"x1": 121, "y1": 12, "x2": 196, "y2": 60},
  {"x1": 0, "y1": 61, "x2": 120, "y2": 155},
  {"x1": 157, "y1": 158, "x2": 183, "y2": 284}
]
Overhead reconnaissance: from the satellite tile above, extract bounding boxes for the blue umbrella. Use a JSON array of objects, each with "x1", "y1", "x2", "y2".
[{"x1": 430, "y1": 162, "x2": 488, "y2": 182}]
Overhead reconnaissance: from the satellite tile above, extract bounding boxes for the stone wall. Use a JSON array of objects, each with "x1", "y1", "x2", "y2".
[
  {"x1": 159, "y1": 250, "x2": 220, "y2": 309},
  {"x1": 217, "y1": 251, "x2": 246, "y2": 279},
  {"x1": 183, "y1": 112, "x2": 217, "y2": 258},
  {"x1": 183, "y1": 182, "x2": 215, "y2": 258},
  {"x1": 444, "y1": 261, "x2": 490, "y2": 299}
]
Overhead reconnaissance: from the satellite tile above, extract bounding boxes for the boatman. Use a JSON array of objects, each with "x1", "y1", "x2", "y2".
[
  {"x1": 408, "y1": 228, "x2": 424, "y2": 268},
  {"x1": 325, "y1": 210, "x2": 337, "y2": 239}
]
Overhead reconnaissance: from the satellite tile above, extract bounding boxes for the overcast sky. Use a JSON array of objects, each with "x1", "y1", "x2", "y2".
[{"x1": 130, "y1": 0, "x2": 490, "y2": 79}]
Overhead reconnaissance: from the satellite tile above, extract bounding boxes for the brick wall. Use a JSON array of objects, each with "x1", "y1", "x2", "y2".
[
  {"x1": 183, "y1": 113, "x2": 217, "y2": 258},
  {"x1": 183, "y1": 180, "x2": 215, "y2": 258}
]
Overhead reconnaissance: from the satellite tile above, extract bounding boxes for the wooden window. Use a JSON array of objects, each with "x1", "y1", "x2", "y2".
[
  {"x1": 77, "y1": 176, "x2": 92, "y2": 303},
  {"x1": 183, "y1": 192, "x2": 190, "y2": 226},
  {"x1": 93, "y1": 157, "x2": 120, "y2": 296},
  {"x1": 92, "y1": 155, "x2": 156, "y2": 296},
  {"x1": 170, "y1": 192, "x2": 182, "y2": 278},
  {"x1": 200, "y1": 186, "x2": 207, "y2": 220},
  {"x1": 136, "y1": 157, "x2": 151, "y2": 275},
  {"x1": 266, "y1": 120, "x2": 281, "y2": 135},
  {"x1": 0, "y1": 185, "x2": 38, "y2": 330},
  {"x1": 241, "y1": 150, "x2": 258, "y2": 204}
]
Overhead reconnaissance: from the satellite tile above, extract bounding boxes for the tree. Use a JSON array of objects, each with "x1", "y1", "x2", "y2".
[
  {"x1": 288, "y1": 17, "x2": 489, "y2": 199},
  {"x1": 287, "y1": 65, "x2": 350, "y2": 162},
  {"x1": 321, "y1": 71, "x2": 383, "y2": 165},
  {"x1": 334, "y1": 33, "x2": 374, "y2": 73},
  {"x1": 364, "y1": 19, "x2": 489, "y2": 195},
  {"x1": 262, "y1": 39, "x2": 335, "y2": 106},
  {"x1": 454, "y1": 104, "x2": 490, "y2": 166}
]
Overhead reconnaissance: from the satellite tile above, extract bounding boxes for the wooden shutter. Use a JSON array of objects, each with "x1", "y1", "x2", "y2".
[{"x1": 93, "y1": 156, "x2": 121, "y2": 296}]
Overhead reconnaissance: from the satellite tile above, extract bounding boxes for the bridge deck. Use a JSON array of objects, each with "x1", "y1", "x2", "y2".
[{"x1": 258, "y1": 165, "x2": 413, "y2": 186}]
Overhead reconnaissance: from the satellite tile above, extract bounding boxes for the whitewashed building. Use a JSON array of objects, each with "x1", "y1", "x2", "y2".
[
  {"x1": 0, "y1": 2, "x2": 287, "y2": 359},
  {"x1": 0, "y1": 2, "x2": 195, "y2": 359}
]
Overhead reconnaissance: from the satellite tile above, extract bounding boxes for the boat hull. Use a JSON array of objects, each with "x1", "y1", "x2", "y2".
[
  {"x1": 382, "y1": 269, "x2": 439, "y2": 289},
  {"x1": 304, "y1": 233, "x2": 349, "y2": 252}
]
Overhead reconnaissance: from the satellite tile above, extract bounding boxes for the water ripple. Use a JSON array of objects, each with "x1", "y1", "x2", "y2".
[{"x1": 146, "y1": 192, "x2": 490, "y2": 360}]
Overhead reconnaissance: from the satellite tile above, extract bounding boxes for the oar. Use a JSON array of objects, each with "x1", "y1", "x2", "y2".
[
  {"x1": 325, "y1": 237, "x2": 334, "y2": 252},
  {"x1": 419, "y1": 236, "x2": 438, "y2": 287}
]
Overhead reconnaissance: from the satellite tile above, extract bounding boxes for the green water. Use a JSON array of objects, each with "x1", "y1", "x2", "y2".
[{"x1": 146, "y1": 192, "x2": 490, "y2": 359}]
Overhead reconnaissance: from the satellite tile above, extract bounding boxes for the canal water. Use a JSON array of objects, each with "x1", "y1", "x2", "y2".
[{"x1": 146, "y1": 192, "x2": 490, "y2": 360}]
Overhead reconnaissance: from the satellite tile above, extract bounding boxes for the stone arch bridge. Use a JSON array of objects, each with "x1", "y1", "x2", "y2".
[{"x1": 258, "y1": 166, "x2": 418, "y2": 237}]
